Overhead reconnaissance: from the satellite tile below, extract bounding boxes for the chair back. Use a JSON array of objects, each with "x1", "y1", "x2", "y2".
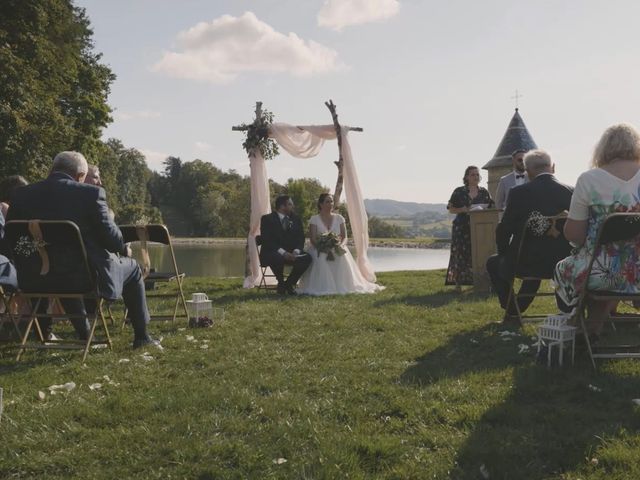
[
  {"x1": 595, "y1": 212, "x2": 640, "y2": 245},
  {"x1": 119, "y1": 224, "x2": 171, "y2": 245},
  {"x1": 4, "y1": 220, "x2": 95, "y2": 294},
  {"x1": 514, "y1": 212, "x2": 569, "y2": 278}
]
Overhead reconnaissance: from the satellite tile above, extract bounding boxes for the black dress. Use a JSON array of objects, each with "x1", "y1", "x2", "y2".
[{"x1": 445, "y1": 186, "x2": 494, "y2": 286}]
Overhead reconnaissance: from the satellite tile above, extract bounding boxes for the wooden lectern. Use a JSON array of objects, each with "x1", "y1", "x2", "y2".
[{"x1": 469, "y1": 209, "x2": 501, "y2": 292}]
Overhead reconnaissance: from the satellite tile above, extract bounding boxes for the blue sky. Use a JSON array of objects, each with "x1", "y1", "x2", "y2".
[{"x1": 79, "y1": 0, "x2": 640, "y2": 202}]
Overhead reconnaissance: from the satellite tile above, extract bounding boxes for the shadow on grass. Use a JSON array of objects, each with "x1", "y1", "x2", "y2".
[
  {"x1": 401, "y1": 325, "x2": 640, "y2": 479},
  {"x1": 374, "y1": 289, "x2": 493, "y2": 308}
]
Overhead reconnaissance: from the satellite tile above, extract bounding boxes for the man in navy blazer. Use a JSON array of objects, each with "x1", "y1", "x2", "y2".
[
  {"x1": 259, "y1": 195, "x2": 311, "y2": 294},
  {"x1": 6, "y1": 151, "x2": 159, "y2": 348}
]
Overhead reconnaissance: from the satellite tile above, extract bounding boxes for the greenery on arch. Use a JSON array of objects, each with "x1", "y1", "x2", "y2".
[{"x1": 240, "y1": 108, "x2": 279, "y2": 161}]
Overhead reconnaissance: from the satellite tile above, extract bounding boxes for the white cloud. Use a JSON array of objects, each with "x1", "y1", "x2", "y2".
[
  {"x1": 153, "y1": 11, "x2": 343, "y2": 84},
  {"x1": 114, "y1": 110, "x2": 161, "y2": 121},
  {"x1": 318, "y1": 0, "x2": 400, "y2": 31},
  {"x1": 139, "y1": 149, "x2": 169, "y2": 172},
  {"x1": 195, "y1": 141, "x2": 212, "y2": 151}
]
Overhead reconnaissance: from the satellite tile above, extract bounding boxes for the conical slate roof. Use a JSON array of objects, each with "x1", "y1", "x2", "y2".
[{"x1": 482, "y1": 108, "x2": 538, "y2": 169}]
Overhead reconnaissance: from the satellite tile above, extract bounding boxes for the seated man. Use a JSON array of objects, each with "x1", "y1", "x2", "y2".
[
  {"x1": 486, "y1": 149, "x2": 573, "y2": 324},
  {"x1": 259, "y1": 195, "x2": 312, "y2": 295},
  {"x1": 6, "y1": 151, "x2": 160, "y2": 348}
]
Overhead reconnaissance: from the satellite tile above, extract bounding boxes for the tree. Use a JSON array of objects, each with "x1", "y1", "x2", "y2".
[
  {"x1": 285, "y1": 178, "x2": 328, "y2": 230},
  {"x1": 0, "y1": 0, "x2": 114, "y2": 180}
]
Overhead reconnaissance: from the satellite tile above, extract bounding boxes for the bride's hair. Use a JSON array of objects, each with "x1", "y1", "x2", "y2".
[{"x1": 317, "y1": 193, "x2": 332, "y2": 211}]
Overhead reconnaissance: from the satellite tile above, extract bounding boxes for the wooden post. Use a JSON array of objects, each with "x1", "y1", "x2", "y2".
[{"x1": 324, "y1": 100, "x2": 363, "y2": 209}]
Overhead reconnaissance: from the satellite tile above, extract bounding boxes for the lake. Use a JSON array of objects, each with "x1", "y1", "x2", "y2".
[{"x1": 140, "y1": 243, "x2": 450, "y2": 277}]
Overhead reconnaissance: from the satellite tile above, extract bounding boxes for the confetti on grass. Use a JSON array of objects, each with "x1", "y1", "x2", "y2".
[{"x1": 47, "y1": 382, "x2": 76, "y2": 395}]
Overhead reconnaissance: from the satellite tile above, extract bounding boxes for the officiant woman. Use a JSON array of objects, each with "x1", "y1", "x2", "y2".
[{"x1": 445, "y1": 165, "x2": 494, "y2": 291}]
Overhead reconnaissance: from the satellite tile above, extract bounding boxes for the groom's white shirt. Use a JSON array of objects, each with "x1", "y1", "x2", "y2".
[{"x1": 276, "y1": 211, "x2": 300, "y2": 256}]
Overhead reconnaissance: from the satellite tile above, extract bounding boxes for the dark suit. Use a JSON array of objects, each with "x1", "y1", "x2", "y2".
[
  {"x1": 486, "y1": 173, "x2": 573, "y2": 315},
  {"x1": 259, "y1": 211, "x2": 311, "y2": 289},
  {"x1": 6, "y1": 172, "x2": 150, "y2": 339}
]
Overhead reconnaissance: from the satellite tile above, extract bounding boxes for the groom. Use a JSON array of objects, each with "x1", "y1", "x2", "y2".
[{"x1": 259, "y1": 195, "x2": 312, "y2": 295}]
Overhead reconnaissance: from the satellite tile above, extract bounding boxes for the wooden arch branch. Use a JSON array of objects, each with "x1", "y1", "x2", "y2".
[{"x1": 324, "y1": 99, "x2": 363, "y2": 208}]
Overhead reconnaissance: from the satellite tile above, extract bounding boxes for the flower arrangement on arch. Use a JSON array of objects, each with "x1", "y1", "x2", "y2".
[
  {"x1": 315, "y1": 231, "x2": 347, "y2": 261},
  {"x1": 240, "y1": 108, "x2": 279, "y2": 161}
]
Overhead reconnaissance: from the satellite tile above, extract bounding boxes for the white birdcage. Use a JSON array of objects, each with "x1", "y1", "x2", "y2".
[
  {"x1": 187, "y1": 293, "x2": 213, "y2": 328},
  {"x1": 537, "y1": 313, "x2": 577, "y2": 367}
]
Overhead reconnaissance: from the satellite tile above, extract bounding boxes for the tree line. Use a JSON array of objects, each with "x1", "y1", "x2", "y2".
[{"x1": 0, "y1": 0, "x2": 403, "y2": 238}]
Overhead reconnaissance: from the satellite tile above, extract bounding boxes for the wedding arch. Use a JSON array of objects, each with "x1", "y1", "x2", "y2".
[{"x1": 232, "y1": 101, "x2": 375, "y2": 288}]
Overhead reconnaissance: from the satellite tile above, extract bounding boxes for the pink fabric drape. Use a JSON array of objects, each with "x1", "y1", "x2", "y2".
[
  {"x1": 243, "y1": 123, "x2": 375, "y2": 287},
  {"x1": 243, "y1": 149, "x2": 273, "y2": 288}
]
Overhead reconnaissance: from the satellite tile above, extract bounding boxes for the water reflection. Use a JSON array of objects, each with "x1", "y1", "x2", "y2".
[{"x1": 136, "y1": 244, "x2": 450, "y2": 278}]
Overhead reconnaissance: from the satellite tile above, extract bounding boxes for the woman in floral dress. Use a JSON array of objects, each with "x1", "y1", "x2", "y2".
[
  {"x1": 445, "y1": 166, "x2": 494, "y2": 290},
  {"x1": 555, "y1": 123, "x2": 640, "y2": 334}
]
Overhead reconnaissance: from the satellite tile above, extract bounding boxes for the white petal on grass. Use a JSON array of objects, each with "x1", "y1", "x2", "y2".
[
  {"x1": 89, "y1": 383, "x2": 103, "y2": 391},
  {"x1": 272, "y1": 458, "x2": 287, "y2": 465},
  {"x1": 48, "y1": 382, "x2": 76, "y2": 395}
]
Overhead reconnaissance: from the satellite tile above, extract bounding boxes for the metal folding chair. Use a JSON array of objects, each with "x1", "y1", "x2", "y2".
[
  {"x1": 4, "y1": 220, "x2": 112, "y2": 362},
  {"x1": 119, "y1": 224, "x2": 189, "y2": 322},
  {"x1": 0, "y1": 285, "x2": 22, "y2": 342},
  {"x1": 256, "y1": 235, "x2": 278, "y2": 291},
  {"x1": 573, "y1": 212, "x2": 640, "y2": 368},
  {"x1": 506, "y1": 213, "x2": 569, "y2": 322}
]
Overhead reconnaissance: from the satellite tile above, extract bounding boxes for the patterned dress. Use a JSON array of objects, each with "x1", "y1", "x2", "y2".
[
  {"x1": 555, "y1": 168, "x2": 640, "y2": 308},
  {"x1": 445, "y1": 186, "x2": 494, "y2": 286}
]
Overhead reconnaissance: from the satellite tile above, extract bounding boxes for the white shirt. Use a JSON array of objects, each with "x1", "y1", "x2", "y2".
[{"x1": 513, "y1": 170, "x2": 527, "y2": 186}]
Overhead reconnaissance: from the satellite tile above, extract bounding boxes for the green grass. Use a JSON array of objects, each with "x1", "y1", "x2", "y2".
[{"x1": 2, "y1": 271, "x2": 640, "y2": 479}]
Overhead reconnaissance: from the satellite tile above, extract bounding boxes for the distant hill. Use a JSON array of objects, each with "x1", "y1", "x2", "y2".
[{"x1": 364, "y1": 199, "x2": 448, "y2": 217}]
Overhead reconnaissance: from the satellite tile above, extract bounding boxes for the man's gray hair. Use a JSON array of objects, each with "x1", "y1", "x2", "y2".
[
  {"x1": 52, "y1": 151, "x2": 89, "y2": 176},
  {"x1": 523, "y1": 149, "x2": 552, "y2": 171}
]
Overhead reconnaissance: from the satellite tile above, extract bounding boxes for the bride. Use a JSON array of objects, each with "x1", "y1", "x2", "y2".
[{"x1": 297, "y1": 193, "x2": 384, "y2": 295}]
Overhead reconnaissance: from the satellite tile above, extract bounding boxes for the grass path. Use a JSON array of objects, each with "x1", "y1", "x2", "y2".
[{"x1": 1, "y1": 271, "x2": 640, "y2": 479}]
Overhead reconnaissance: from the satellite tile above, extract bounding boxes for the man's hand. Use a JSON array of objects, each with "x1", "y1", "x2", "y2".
[
  {"x1": 283, "y1": 252, "x2": 296, "y2": 262},
  {"x1": 124, "y1": 243, "x2": 132, "y2": 258}
]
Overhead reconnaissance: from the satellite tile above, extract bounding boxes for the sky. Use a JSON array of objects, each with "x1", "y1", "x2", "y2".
[{"x1": 78, "y1": 0, "x2": 640, "y2": 203}]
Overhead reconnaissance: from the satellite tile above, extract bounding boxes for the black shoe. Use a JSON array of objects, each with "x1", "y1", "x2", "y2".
[
  {"x1": 133, "y1": 335, "x2": 163, "y2": 350},
  {"x1": 286, "y1": 285, "x2": 297, "y2": 295},
  {"x1": 276, "y1": 284, "x2": 286, "y2": 295}
]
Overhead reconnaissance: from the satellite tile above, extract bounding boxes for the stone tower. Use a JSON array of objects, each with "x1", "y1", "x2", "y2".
[{"x1": 482, "y1": 108, "x2": 538, "y2": 200}]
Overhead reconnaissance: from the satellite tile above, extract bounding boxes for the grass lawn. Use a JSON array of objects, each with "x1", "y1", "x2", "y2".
[{"x1": 2, "y1": 270, "x2": 640, "y2": 479}]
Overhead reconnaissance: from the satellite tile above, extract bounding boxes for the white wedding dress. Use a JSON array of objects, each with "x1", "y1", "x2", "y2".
[{"x1": 297, "y1": 214, "x2": 384, "y2": 295}]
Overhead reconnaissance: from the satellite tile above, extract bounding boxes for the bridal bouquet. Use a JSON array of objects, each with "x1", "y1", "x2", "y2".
[{"x1": 316, "y1": 232, "x2": 347, "y2": 261}]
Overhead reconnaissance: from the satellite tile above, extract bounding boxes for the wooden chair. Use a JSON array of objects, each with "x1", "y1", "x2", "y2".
[
  {"x1": 3, "y1": 220, "x2": 112, "y2": 362},
  {"x1": 573, "y1": 212, "x2": 640, "y2": 369},
  {"x1": 506, "y1": 213, "x2": 569, "y2": 322},
  {"x1": 119, "y1": 224, "x2": 189, "y2": 322}
]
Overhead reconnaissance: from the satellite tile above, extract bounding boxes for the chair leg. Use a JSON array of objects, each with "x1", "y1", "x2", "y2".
[
  {"x1": 171, "y1": 294, "x2": 180, "y2": 323},
  {"x1": 82, "y1": 304, "x2": 101, "y2": 363},
  {"x1": 176, "y1": 278, "x2": 190, "y2": 322},
  {"x1": 16, "y1": 297, "x2": 42, "y2": 361},
  {"x1": 578, "y1": 307, "x2": 597, "y2": 370},
  {"x1": 98, "y1": 300, "x2": 112, "y2": 350}
]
